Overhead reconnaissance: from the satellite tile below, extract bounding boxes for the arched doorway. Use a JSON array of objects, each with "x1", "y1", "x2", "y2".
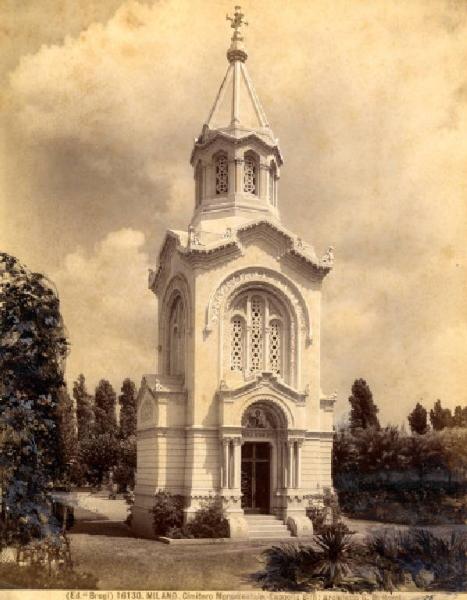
[{"x1": 241, "y1": 401, "x2": 287, "y2": 514}]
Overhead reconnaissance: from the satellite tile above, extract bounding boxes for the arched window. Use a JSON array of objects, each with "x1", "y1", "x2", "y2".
[
  {"x1": 269, "y1": 162, "x2": 277, "y2": 206},
  {"x1": 195, "y1": 162, "x2": 203, "y2": 207},
  {"x1": 228, "y1": 290, "x2": 289, "y2": 381},
  {"x1": 215, "y1": 153, "x2": 229, "y2": 195},
  {"x1": 244, "y1": 152, "x2": 258, "y2": 195},
  {"x1": 167, "y1": 295, "x2": 185, "y2": 376}
]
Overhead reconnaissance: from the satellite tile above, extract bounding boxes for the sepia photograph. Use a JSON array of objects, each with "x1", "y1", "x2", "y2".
[{"x1": 0, "y1": 0, "x2": 466, "y2": 596}]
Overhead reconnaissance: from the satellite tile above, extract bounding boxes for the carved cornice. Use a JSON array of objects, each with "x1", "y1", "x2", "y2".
[
  {"x1": 217, "y1": 371, "x2": 308, "y2": 405},
  {"x1": 150, "y1": 221, "x2": 332, "y2": 296},
  {"x1": 191, "y1": 130, "x2": 283, "y2": 166}
]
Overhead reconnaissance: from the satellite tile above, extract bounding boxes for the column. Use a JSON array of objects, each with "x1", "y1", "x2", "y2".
[
  {"x1": 234, "y1": 158, "x2": 243, "y2": 194},
  {"x1": 282, "y1": 441, "x2": 288, "y2": 488},
  {"x1": 296, "y1": 441, "x2": 302, "y2": 489},
  {"x1": 233, "y1": 438, "x2": 242, "y2": 490},
  {"x1": 222, "y1": 438, "x2": 229, "y2": 489},
  {"x1": 287, "y1": 441, "x2": 294, "y2": 488},
  {"x1": 259, "y1": 163, "x2": 268, "y2": 201},
  {"x1": 271, "y1": 442, "x2": 277, "y2": 492},
  {"x1": 205, "y1": 163, "x2": 214, "y2": 198},
  {"x1": 228, "y1": 439, "x2": 234, "y2": 489}
]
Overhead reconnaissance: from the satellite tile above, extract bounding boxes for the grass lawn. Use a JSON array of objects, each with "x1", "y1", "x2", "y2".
[
  {"x1": 69, "y1": 525, "x2": 268, "y2": 590},
  {"x1": 58, "y1": 493, "x2": 466, "y2": 591}
]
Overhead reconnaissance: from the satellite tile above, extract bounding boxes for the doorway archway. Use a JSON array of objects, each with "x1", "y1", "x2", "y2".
[{"x1": 240, "y1": 401, "x2": 287, "y2": 515}]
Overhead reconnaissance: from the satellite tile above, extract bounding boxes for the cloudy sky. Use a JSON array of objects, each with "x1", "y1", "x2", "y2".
[{"x1": 1, "y1": 0, "x2": 466, "y2": 424}]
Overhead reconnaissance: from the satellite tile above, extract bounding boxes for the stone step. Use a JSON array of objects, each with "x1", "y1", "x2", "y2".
[{"x1": 244, "y1": 514, "x2": 292, "y2": 539}]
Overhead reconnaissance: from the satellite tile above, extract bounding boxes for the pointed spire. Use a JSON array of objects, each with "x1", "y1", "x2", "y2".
[{"x1": 197, "y1": 6, "x2": 280, "y2": 151}]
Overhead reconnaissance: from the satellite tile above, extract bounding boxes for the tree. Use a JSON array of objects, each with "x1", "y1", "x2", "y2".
[
  {"x1": 114, "y1": 379, "x2": 137, "y2": 491},
  {"x1": 73, "y1": 374, "x2": 94, "y2": 441},
  {"x1": 348, "y1": 379, "x2": 380, "y2": 431},
  {"x1": 94, "y1": 379, "x2": 117, "y2": 436},
  {"x1": 452, "y1": 405, "x2": 467, "y2": 428},
  {"x1": 118, "y1": 378, "x2": 137, "y2": 439},
  {"x1": 429, "y1": 399, "x2": 452, "y2": 431},
  {"x1": 56, "y1": 385, "x2": 78, "y2": 480},
  {"x1": 408, "y1": 402, "x2": 428, "y2": 435},
  {"x1": 0, "y1": 253, "x2": 68, "y2": 542},
  {"x1": 78, "y1": 433, "x2": 119, "y2": 486}
]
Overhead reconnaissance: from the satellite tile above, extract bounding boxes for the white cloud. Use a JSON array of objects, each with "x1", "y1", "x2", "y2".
[{"x1": 53, "y1": 227, "x2": 155, "y2": 392}]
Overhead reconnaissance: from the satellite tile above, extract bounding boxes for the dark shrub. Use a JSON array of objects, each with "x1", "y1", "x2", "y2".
[
  {"x1": 307, "y1": 505, "x2": 328, "y2": 533},
  {"x1": 151, "y1": 491, "x2": 184, "y2": 536},
  {"x1": 257, "y1": 544, "x2": 319, "y2": 591},
  {"x1": 367, "y1": 527, "x2": 467, "y2": 591},
  {"x1": 113, "y1": 463, "x2": 135, "y2": 492},
  {"x1": 184, "y1": 500, "x2": 229, "y2": 538}
]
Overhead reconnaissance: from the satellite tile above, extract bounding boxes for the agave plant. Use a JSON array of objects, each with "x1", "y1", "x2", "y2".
[
  {"x1": 313, "y1": 523, "x2": 356, "y2": 588},
  {"x1": 258, "y1": 543, "x2": 319, "y2": 591}
]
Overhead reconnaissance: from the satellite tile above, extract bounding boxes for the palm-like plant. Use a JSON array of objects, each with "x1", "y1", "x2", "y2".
[
  {"x1": 313, "y1": 523, "x2": 356, "y2": 588},
  {"x1": 258, "y1": 544, "x2": 319, "y2": 591}
]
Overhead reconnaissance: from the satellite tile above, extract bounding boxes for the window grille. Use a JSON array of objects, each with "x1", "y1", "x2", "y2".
[
  {"x1": 269, "y1": 320, "x2": 281, "y2": 374},
  {"x1": 231, "y1": 318, "x2": 243, "y2": 371},
  {"x1": 244, "y1": 158, "x2": 257, "y2": 194},
  {"x1": 227, "y1": 292, "x2": 291, "y2": 382},
  {"x1": 250, "y1": 297, "x2": 263, "y2": 371},
  {"x1": 215, "y1": 155, "x2": 229, "y2": 194}
]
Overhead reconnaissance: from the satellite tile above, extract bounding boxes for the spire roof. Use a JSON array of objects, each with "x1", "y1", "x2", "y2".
[{"x1": 195, "y1": 6, "x2": 280, "y2": 154}]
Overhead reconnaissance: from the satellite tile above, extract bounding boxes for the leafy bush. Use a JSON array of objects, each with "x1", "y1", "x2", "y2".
[
  {"x1": 184, "y1": 501, "x2": 229, "y2": 539},
  {"x1": 307, "y1": 489, "x2": 341, "y2": 533},
  {"x1": 337, "y1": 483, "x2": 466, "y2": 524},
  {"x1": 152, "y1": 491, "x2": 184, "y2": 536},
  {"x1": 307, "y1": 506, "x2": 328, "y2": 533},
  {"x1": 367, "y1": 527, "x2": 467, "y2": 591}
]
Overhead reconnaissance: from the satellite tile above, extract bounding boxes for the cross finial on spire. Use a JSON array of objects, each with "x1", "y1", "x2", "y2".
[{"x1": 226, "y1": 5, "x2": 248, "y2": 41}]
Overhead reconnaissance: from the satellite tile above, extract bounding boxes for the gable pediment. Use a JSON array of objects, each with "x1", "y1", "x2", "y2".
[{"x1": 217, "y1": 371, "x2": 308, "y2": 405}]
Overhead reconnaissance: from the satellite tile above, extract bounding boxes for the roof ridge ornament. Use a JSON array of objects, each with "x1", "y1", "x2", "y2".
[
  {"x1": 226, "y1": 6, "x2": 248, "y2": 63},
  {"x1": 226, "y1": 5, "x2": 248, "y2": 41}
]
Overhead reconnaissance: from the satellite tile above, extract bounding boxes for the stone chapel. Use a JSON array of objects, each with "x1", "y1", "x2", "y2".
[{"x1": 132, "y1": 7, "x2": 336, "y2": 539}]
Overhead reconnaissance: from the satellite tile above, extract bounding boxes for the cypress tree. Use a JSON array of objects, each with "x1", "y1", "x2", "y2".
[{"x1": 348, "y1": 378, "x2": 380, "y2": 431}]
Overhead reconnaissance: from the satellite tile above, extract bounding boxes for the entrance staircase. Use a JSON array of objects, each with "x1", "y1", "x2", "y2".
[{"x1": 244, "y1": 514, "x2": 292, "y2": 539}]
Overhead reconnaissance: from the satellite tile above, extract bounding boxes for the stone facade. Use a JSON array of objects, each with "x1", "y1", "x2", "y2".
[{"x1": 132, "y1": 9, "x2": 335, "y2": 539}]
